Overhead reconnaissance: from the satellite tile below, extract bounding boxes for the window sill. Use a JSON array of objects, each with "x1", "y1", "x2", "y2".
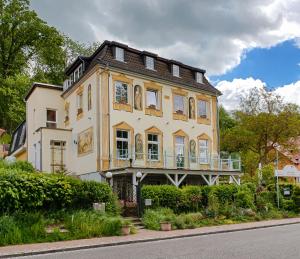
[
  {"x1": 145, "y1": 107, "x2": 162, "y2": 117},
  {"x1": 173, "y1": 113, "x2": 188, "y2": 121},
  {"x1": 197, "y1": 117, "x2": 211, "y2": 125},
  {"x1": 113, "y1": 102, "x2": 132, "y2": 112}
]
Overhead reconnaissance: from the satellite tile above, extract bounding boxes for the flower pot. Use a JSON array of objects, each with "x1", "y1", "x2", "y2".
[
  {"x1": 160, "y1": 222, "x2": 172, "y2": 231},
  {"x1": 121, "y1": 226, "x2": 131, "y2": 235}
]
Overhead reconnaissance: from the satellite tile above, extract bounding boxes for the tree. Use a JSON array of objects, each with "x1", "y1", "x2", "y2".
[
  {"x1": 63, "y1": 36, "x2": 99, "y2": 66},
  {"x1": 0, "y1": 0, "x2": 67, "y2": 132},
  {"x1": 219, "y1": 105, "x2": 236, "y2": 151},
  {"x1": 0, "y1": 74, "x2": 31, "y2": 133},
  {"x1": 0, "y1": 0, "x2": 66, "y2": 82},
  {"x1": 222, "y1": 87, "x2": 300, "y2": 174}
]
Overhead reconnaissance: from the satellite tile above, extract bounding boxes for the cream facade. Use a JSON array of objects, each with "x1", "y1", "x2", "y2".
[{"x1": 20, "y1": 41, "x2": 241, "y2": 187}]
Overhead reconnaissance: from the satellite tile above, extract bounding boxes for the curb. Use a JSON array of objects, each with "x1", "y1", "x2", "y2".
[{"x1": 2, "y1": 220, "x2": 300, "y2": 258}]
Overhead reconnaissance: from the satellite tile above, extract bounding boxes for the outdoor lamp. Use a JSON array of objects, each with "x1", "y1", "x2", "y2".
[
  {"x1": 136, "y1": 171, "x2": 142, "y2": 179},
  {"x1": 106, "y1": 171, "x2": 112, "y2": 179}
]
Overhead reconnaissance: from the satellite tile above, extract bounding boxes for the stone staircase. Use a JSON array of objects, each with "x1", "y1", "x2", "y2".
[{"x1": 125, "y1": 217, "x2": 144, "y2": 230}]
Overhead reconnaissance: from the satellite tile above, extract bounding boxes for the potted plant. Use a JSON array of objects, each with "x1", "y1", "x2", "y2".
[
  {"x1": 121, "y1": 220, "x2": 131, "y2": 235},
  {"x1": 160, "y1": 216, "x2": 172, "y2": 231}
]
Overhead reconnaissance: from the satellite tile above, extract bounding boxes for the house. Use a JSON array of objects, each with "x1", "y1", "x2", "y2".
[
  {"x1": 9, "y1": 122, "x2": 27, "y2": 161},
  {"x1": 12, "y1": 41, "x2": 241, "y2": 194}
]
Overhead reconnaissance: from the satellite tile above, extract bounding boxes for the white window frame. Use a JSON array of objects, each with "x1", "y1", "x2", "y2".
[
  {"x1": 199, "y1": 139, "x2": 209, "y2": 164},
  {"x1": 147, "y1": 133, "x2": 160, "y2": 161},
  {"x1": 174, "y1": 94, "x2": 186, "y2": 114},
  {"x1": 146, "y1": 89, "x2": 159, "y2": 109},
  {"x1": 198, "y1": 100, "x2": 208, "y2": 119},
  {"x1": 115, "y1": 47, "x2": 124, "y2": 62},
  {"x1": 115, "y1": 81, "x2": 129, "y2": 104},
  {"x1": 175, "y1": 136, "x2": 185, "y2": 168},
  {"x1": 46, "y1": 109, "x2": 57, "y2": 128},
  {"x1": 116, "y1": 130, "x2": 130, "y2": 160},
  {"x1": 146, "y1": 56, "x2": 154, "y2": 70},
  {"x1": 172, "y1": 64, "x2": 180, "y2": 77},
  {"x1": 196, "y1": 72, "x2": 203, "y2": 83},
  {"x1": 77, "y1": 93, "x2": 83, "y2": 110}
]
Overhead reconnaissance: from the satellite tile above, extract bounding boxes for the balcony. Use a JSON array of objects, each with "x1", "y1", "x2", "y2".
[{"x1": 109, "y1": 150, "x2": 241, "y2": 172}]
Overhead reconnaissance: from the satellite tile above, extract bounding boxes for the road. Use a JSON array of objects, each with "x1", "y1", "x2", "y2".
[{"x1": 20, "y1": 223, "x2": 300, "y2": 259}]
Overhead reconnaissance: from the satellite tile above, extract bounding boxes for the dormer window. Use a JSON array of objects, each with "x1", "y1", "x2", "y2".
[
  {"x1": 146, "y1": 56, "x2": 154, "y2": 70},
  {"x1": 115, "y1": 47, "x2": 124, "y2": 62},
  {"x1": 172, "y1": 64, "x2": 180, "y2": 77},
  {"x1": 196, "y1": 72, "x2": 203, "y2": 83}
]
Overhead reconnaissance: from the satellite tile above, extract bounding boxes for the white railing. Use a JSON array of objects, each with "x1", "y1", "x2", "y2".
[{"x1": 111, "y1": 149, "x2": 241, "y2": 172}]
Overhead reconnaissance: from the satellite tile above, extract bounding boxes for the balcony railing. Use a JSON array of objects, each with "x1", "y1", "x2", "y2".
[{"x1": 110, "y1": 149, "x2": 241, "y2": 172}]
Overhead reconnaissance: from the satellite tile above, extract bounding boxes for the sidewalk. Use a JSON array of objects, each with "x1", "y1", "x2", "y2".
[{"x1": 1, "y1": 217, "x2": 300, "y2": 258}]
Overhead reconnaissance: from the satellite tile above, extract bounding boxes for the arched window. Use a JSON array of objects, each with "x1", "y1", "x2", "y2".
[{"x1": 87, "y1": 84, "x2": 92, "y2": 111}]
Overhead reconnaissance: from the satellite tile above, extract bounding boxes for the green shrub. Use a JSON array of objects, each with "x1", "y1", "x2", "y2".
[
  {"x1": 141, "y1": 185, "x2": 181, "y2": 211},
  {"x1": 0, "y1": 160, "x2": 35, "y2": 173},
  {"x1": 234, "y1": 189, "x2": 255, "y2": 209},
  {"x1": 0, "y1": 170, "x2": 117, "y2": 214},
  {"x1": 179, "y1": 186, "x2": 202, "y2": 212},
  {"x1": 142, "y1": 208, "x2": 175, "y2": 230},
  {"x1": 282, "y1": 199, "x2": 296, "y2": 211},
  {"x1": 206, "y1": 191, "x2": 220, "y2": 217},
  {"x1": 292, "y1": 186, "x2": 300, "y2": 212}
]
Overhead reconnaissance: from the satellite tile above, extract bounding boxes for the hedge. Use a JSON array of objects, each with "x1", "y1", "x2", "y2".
[
  {"x1": 142, "y1": 184, "x2": 248, "y2": 213},
  {"x1": 0, "y1": 168, "x2": 118, "y2": 214}
]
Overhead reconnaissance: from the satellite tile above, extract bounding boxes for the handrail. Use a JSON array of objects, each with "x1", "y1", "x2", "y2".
[{"x1": 111, "y1": 149, "x2": 241, "y2": 171}]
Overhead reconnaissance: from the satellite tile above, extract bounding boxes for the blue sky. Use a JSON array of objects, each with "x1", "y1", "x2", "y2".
[{"x1": 211, "y1": 40, "x2": 300, "y2": 89}]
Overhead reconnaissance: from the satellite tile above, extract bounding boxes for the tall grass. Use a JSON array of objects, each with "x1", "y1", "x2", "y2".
[{"x1": 0, "y1": 210, "x2": 123, "y2": 246}]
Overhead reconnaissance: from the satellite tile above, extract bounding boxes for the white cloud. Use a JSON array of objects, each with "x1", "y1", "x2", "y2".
[
  {"x1": 274, "y1": 81, "x2": 300, "y2": 105},
  {"x1": 216, "y1": 78, "x2": 266, "y2": 110},
  {"x1": 30, "y1": 0, "x2": 300, "y2": 76},
  {"x1": 216, "y1": 78, "x2": 300, "y2": 110}
]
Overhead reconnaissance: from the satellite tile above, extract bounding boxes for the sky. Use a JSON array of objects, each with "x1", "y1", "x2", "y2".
[{"x1": 31, "y1": 0, "x2": 300, "y2": 110}]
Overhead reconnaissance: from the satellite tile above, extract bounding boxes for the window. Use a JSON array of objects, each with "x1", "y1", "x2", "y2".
[
  {"x1": 77, "y1": 92, "x2": 83, "y2": 115},
  {"x1": 87, "y1": 84, "x2": 92, "y2": 111},
  {"x1": 146, "y1": 56, "x2": 154, "y2": 70},
  {"x1": 196, "y1": 72, "x2": 203, "y2": 83},
  {"x1": 174, "y1": 95, "x2": 185, "y2": 114},
  {"x1": 146, "y1": 89, "x2": 159, "y2": 109},
  {"x1": 50, "y1": 140, "x2": 66, "y2": 173},
  {"x1": 46, "y1": 109, "x2": 57, "y2": 128},
  {"x1": 198, "y1": 100, "x2": 208, "y2": 118},
  {"x1": 172, "y1": 64, "x2": 180, "y2": 77},
  {"x1": 74, "y1": 69, "x2": 79, "y2": 81},
  {"x1": 199, "y1": 139, "x2": 209, "y2": 164},
  {"x1": 147, "y1": 134, "x2": 159, "y2": 161},
  {"x1": 115, "y1": 47, "x2": 124, "y2": 62},
  {"x1": 78, "y1": 64, "x2": 83, "y2": 77},
  {"x1": 175, "y1": 136, "x2": 185, "y2": 168},
  {"x1": 115, "y1": 81, "x2": 128, "y2": 104},
  {"x1": 116, "y1": 130, "x2": 129, "y2": 159}
]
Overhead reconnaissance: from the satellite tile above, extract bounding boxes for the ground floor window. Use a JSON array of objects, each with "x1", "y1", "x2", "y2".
[
  {"x1": 175, "y1": 136, "x2": 185, "y2": 168},
  {"x1": 199, "y1": 139, "x2": 209, "y2": 164},
  {"x1": 147, "y1": 134, "x2": 159, "y2": 161},
  {"x1": 116, "y1": 130, "x2": 129, "y2": 159}
]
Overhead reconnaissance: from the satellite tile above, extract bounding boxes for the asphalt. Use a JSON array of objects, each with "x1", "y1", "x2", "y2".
[{"x1": 14, "y1": 223, "x2": 300, "y2": 259}]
